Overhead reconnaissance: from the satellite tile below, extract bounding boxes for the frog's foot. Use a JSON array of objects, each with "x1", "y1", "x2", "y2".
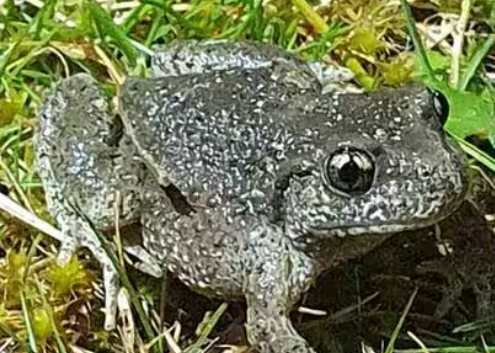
[
  {"x1": 56, "y1": 236, "x2": 79, "y2": 266},
  {"x1": 246, "y1": 310, "x2": 316, "y2": 353},
  {"x1": 102, "y1": 263, "x2": 119, "y2": 330},
  {"x1": 123, "y1": 244, "x2": 163, "y2": 278},
  {"x1": 270, "y1": 337, "x2": 317, "y2": 353},
  {"x1": 57, "y1": 234, "x2": 119, "y2": 330},
  {"x1": 308, "y1": 61, "x2": 359, "y2": 94},
  {"x1": 417, "y1": 259, "x2": 464, "y2": 318},
  {"x1": 118, "y1": 223, "x2": 163, "y2": 278},
  {"x1": 254, "y1": 336, "x2": 317, "y2": 353},
  {"x1": 80, "y1": 231, "x2": 119, "y2": 330},
  {"x1": 57, "y1": 215, "x2": 119, "y2": 330},
  {"x1": 58, "y1": 229, "x2": 161, "y2": 328}
]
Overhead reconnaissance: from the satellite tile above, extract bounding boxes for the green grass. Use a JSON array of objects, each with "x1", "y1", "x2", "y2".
[{"x1": 0, "y1": 0, "x2": 495, "y2": 352}]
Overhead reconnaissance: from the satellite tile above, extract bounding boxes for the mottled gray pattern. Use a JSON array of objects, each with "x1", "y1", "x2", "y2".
[
  {"x1": 33, "y1": 74, "x2": 161, "y2": 330},
  {"x1": 121, "y1": 69, "x2": 466, "y2": 241},
  {"x1": 151, "y1": 39, "x2": 318, "y2": 83},
  {"x1": 35, "y1": 40, "x2": 468, "y2": 353}
]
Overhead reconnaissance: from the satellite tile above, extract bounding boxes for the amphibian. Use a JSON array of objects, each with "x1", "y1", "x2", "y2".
[{"x1": 35, "y1": 40, "x2": 468, "y2": 352}]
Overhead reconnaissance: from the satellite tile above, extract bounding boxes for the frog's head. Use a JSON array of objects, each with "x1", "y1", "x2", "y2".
[{"x1": 283, "y1": 83, "x2": 468, "y2": 239}]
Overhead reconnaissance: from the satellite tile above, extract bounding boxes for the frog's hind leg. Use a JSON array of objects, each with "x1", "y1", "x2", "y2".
[
  {"x1": 34, "y1": 74, "x2": 145, "y2": 330},
  {"x1": 39, "y1": 187, "x2": 121, "y2": 330}
]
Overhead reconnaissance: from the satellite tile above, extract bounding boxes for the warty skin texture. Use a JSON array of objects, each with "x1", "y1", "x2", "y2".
[
  {"x1": 33, "y1": 74, "x2": 162, "y2": 330},
  {"x1": 120, "y1": 41, "x2": 467, "y2": 353},
  {"x1": 35, "y1": 39, "x2": 468, "y2": 353}
]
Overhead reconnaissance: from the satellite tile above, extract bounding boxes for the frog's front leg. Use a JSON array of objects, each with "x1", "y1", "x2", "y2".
[{"x1": 244, "y1": 224, "x2": 317, "y2": 353}]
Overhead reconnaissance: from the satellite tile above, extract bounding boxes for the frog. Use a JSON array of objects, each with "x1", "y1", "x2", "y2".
[
  {"x1": 121, "y1": 40, "x2": 468, "y2": 352},
  {"x1": 35, "y1": 39, "x2": 468, "y2": 352},
  {"x1": 33, "y1": 39, "x2": 356, "y2": 331}
]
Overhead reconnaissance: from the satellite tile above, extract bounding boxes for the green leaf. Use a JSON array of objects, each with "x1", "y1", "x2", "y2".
[
  {"x1": 400, "y1": 0, "x2": 495, "y2": 168},
  {"x1": 458, "y1": 34, "x2": 495, "y2": 91}
]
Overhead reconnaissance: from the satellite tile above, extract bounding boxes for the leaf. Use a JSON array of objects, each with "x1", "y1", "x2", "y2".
[{"x1": 400, "y1": 0, "x2": 495, "y2": 166}]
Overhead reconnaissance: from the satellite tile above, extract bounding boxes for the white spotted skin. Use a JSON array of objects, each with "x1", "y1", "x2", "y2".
[
  {"x1": 35, "y1": 74, "x2": 144, "y2": 229},
  {"x1": 119, "y1": 41, "x2": 467, "y2": 353},
  {"x1": 34, "y1": 74, "x2": 159, "y2": 330},
  {"x1": 36, "y1": 40, "x2": 468, "y2": 353}
]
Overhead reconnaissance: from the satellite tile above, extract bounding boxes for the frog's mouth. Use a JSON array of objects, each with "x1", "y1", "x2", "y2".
[
  {"x1": 309, "y1": 195, "x2": 465, "y2": 238},
  {"x1": 310, "y1": 221, "x2": 434, "y2": 238}
]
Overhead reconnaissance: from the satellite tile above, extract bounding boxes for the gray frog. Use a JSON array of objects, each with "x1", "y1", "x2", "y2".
[{"x1": 35, "y1": 40, "x2": 468, "y2": 352}]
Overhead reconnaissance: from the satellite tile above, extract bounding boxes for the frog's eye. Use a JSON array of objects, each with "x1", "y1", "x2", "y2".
[
  {"x1": 431, "y1": 89, "x2": 449, "y2": 125},
  {"x1": 324, "y1": 147, "x2": 375, "y2": 197}
]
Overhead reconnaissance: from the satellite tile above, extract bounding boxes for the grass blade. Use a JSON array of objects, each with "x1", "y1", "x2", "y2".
[
  {"x1": 399, "y1": 0, "x2": 436, "y2": 84},
  {"x1": 34, "y1": 280, "x2": 68, "y2": 353},
  {"x1": 85, "y1": 0, "x2": 139, "y2": 65},
  {"x1": 458, "y1": 34, "x2": 495, "y2": 91},
  {"x1": 20, "y1": 292, "x2": 37, "y2": 353},
  {"x1": 384, "y1": 287, "x2": 418, "y2": 353},
  {"x1": 289, "y1": 0, "x2": 328, "y2": 35},
  {"x1": 456, "y1": 137, "x2": 495, "y2": 173}
]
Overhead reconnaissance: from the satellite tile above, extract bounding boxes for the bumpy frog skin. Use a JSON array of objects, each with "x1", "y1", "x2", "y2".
[
  {"x1": 35, "y1": 40, "x2": 467, "y2": 352},
  {"x1": 33, "y1": 74, "x2": 162, "y2": 330}
]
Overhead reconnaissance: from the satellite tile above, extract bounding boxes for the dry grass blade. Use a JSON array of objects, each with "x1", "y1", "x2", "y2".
[
  {"x1": 450, "y1": 0, "x2": 471, "y2": 87},
  {"x1": 0, "y1": 193, "x2": 65, "y2": 242}
]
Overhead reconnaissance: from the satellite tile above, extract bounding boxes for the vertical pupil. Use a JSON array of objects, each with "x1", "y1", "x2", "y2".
[
  {"x1": 325, "y1": 147, "x2": 375, "y2": 196},
  {"x1": 339, "y1": 159, "x2": 359, "y2": 186}
]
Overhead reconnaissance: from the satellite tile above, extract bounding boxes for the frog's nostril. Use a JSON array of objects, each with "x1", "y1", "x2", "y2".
[
  {"x1": 79, "y1": 84, "x2": 89, "y2": 94},
  {"x1": 128, "y1": 81, "x2": 141, "y2": 93}
]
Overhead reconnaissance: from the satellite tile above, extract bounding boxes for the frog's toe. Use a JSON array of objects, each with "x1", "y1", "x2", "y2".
[
  {"x1": 131, "y1": 260, "x2": 163, "y2": 278},
  {"x1": 255, "y1": 337, "x2": 317, "y2": 353},
  {"x1": 57, "y1": 237, "x2": 79, "y2": 266},
  {"x1": 123, "y1": 244, "x2": 163, "y2": 278},
  {"x1": 418, "y1": 259, "x2": 495, "y2": 320}
]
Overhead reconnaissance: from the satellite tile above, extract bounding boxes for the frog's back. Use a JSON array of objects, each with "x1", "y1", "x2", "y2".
[{"x1": 120, "y1": 67, "x2": 321, "y2": 213}]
